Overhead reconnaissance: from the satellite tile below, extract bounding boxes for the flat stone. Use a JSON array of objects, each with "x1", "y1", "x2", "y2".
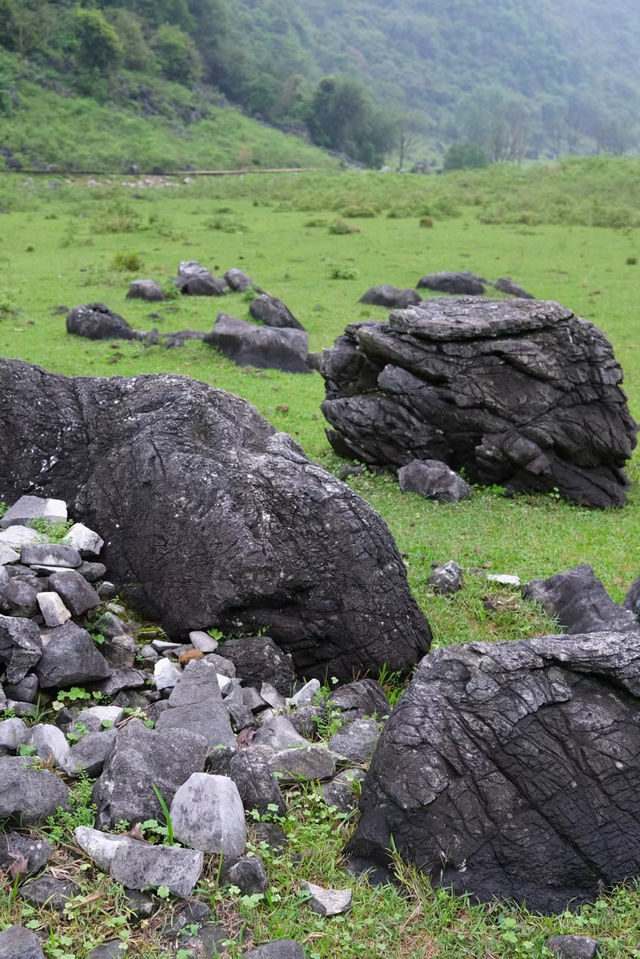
[
  {"x1": 75, "y1": 826, "x2": 203, "y2": 898},
  {"x1": 36, "y1": 592, "x2": 72, "y2": 627},
  {"x1": 242, "y1": 941, "x2": 305, "y2": 959},
  {"x1": 86, "y1": 941, "x2": 128, "y2": 959},
  {"x1": 21, "y1": 544, "x2": 81, "y2": 568},
  {"x1": 0, "y1": 543, "x2": 19, "y2": 565},
  {"x1": 74, "y1": 705, "x2": 124, "y2": 733},
  {"x1": 0, "y1": 496, "x2": 67, "y2": 529},
  {"x1": 0, "y1": 832, "x2": 52, "y2": 876},
  {"x1": 300, "y1": 880, "x2": 352, "y2": 915},
  {"x1": 154, "y1": 658, "x2": 182, "y2": 690},
  {"x1": 0, "y1": 756, "x2": 69, "y2": 823},
  {"x1": 545, "y1": 936, "x2": 600, "y2": 959},
  {"x1": 487, "y1": 573, "x2": 521, "y2": 586},
  {"x1": 0, "y1": 576, "x2": 38, "y2": 616},
  {"x1": 170, "y1": 773, "x2": 246, "y2": 857},
  {"x1": 126, "y1": 279, "x2": 165, "y2": 302},
  {"x1": 21, "y1": 876, "x2": 78, "y2": 912},
  {"x1": 429, "y1": 560, "x2": 463, "y2": 596},
  {"x1": 399, "y1": 459, "x2": 473, "y2": 504},
  {"x1": 269, "y1": 745, "x2": 336, "y2": 783},
  {"x1": 97, "y1": 669, "x2": 147, "y2": 697},
  {"x1": 0, "y1": 925, "x2": 46, "y2": 959},
  {"x1": 0, "y1": 525, "x2": 39, "y2": 549}
]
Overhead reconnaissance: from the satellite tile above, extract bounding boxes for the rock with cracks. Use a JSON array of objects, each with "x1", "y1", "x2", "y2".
[
  {"x1": 0, "y1": 358, "x2": 430, "y2": 680},
  {"x1": 348, "y1": 630, "x2": 640, "y2": 913},
  {"x1": 66, "y1": 303, "x2": 141, "y2": 341},
  {"x1": 321, "y1": 298, "x2": 637, "y2": 508},
  {"x1": 205, "y1": 312, "x2": 310, "y2": 373}
]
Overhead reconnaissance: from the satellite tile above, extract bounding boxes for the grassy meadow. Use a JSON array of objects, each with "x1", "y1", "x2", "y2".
[{"x1": 2, "y1": 158, "x2": 640, "y2": 956}]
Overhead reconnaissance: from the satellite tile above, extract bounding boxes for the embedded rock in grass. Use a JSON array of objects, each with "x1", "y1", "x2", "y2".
[
  {"x1": 126, "y1": 278, "x2": 165, "y2": 301},
  {"x1": 243, "y1": 941, "x2": 305, "y2": 959},
  {"x1": 348, "y1": 630, "x2": 640, "y2": 913},
  {"x1": 358, "y1": 285, "x2": 421, "y2": 308},
  {"x1": 205, "y1": 312, "x2": 310, "y2": 373},
  {"x1": 0, "y1": 756, "x2": 69, "y2": 824},
  {"x1": 321, "y1": 298, "x2": 637, "y2": 508},
  {"x1": 398, "y1": 459, "x2": 473, "y2": 503},
  {"x1": 545, "y1": 936, "x2": 600, "y2": 959},
  {"x1": 66, "y1": 303, "x2": 141, "y2": 341},
  {"x1": 21, "y1": 876, "x2": 78, "y2": 912},
  {"x1": 225, "y1": 267, "x2": 256, "y2": 292},
  {"x1": 228, "y1": 750, "x2": 286, "y2": 818},
  {"x1": 0, "y1": 831, "x2": 52, "y2": 876},
  {"x1": 428, "y1": 560, "x2": 463, "y2": 596},
  {"x1": 299, "y1": 880, "x2": 352, "y2": 916},
  {"x1": 0, "y1": 358, "x2": 430, "y2": 681},
  {"x1": 523, "y1": 564, "x2": 638, "y2": 634},
  {"x1": 92, "y1": 718, "x2": 208, "y2": 828},
  {"x1": 493, "y1": 277, "x2": 534, "y2": 299},
  {"x1": 0, "y1": 925, "x2": 46, "y2": 959},
  {"x1": 249, "y1": 293, "x2": 306, "y2": 331},
  {"x1": 417, "y1": 270, "x2": 486, "y2": 294},
  {"x1": 175, "y1": 260, "x2": 227, "y2": 296}
]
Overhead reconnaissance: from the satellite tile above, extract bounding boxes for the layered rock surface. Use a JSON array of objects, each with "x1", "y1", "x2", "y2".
[
  {"x1": 321, "y1": 298, "x2": 637, "y2": 507},
  {"x1": 348, "y1": 630, "x2": 640, "y2": 912},
  {"x1": 0, "y1": 359, "x2": 430, "y2": 679}
]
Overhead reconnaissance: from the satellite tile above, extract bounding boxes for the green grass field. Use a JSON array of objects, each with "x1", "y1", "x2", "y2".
[{"x1": 2, "y1": 161, "x2": 640, "y2": 957}]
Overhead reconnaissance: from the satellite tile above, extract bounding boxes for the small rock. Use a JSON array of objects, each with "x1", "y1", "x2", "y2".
[
  {"x1": 48, "y1": 569, "x2": 100, "y2": 616},
  {"x1": 36, "y1": 622, "x2": 111, "y2": 689},
  {"x1": 189, "y1": 630, "x2": 219, "y2": 652},
  {"x1": 0, "y1": 925, "x2": 46, "y2": 959},
  {"x1": 260, "y1": 682, "x2": 287, "y2": 711},
  {"x1": 544, "y1": 935, "x2": 600, "y2": 959},
  {"x1": 29, "y1": 723, "x2": 71, "y2": 767},
  {"x1": 3, "y1": 674, "x2": 38, "y2": 703},
  {"x1": 0, "y1": 543, "x2": 19, "y2": 565},
  {"x1": 225, "y1": 856, "x2": 269, "y2": 895},
  {"x1": 86, "y1": 940, "x2": 127, "y2": 959},
  {"x1": 0, "y1": 718, "x2": 29, "y2": 750},
  {"x1": 300, "y1": 880, "x2": 352, "y2": 915},
  {"x1": 243, "y1": 940, "x2": 305, "y2": 959},
  {"x1": 254, "y1": 716, "x2": 307, "y2": 751},
  {"x1": 290, "y1": 679, "x2": 321, "y2": 707},
  {"x1": 155, "y1": 659, "x2": 236, "y2": 752},
  {"x1": 74, "y1": 705, "x2": 124, "y2": 733},
  {"x1": 328, "y1": 718, "x2": 379, "y2": 763},
  {"x1": 0, "y1": 756, "x2": 69, "y2": 823},
  {"x1": 170, "y1": 773, "x2": 246, "y2": 857},
  {"x1": 269, "y1": 745, "x2": 336, "y2": 783},
  {"x1": 0, "y1": 615, "x2": 42, "y2": 683},
  {"x1": 97, "y1": 668, "x2": 147, "y2": 697},
  {"x1": 487, "y1": 573, "x2": 521, "y2": 586},
  {"x1": 229, "y1": 751, "x2": 286, "y2": 817},
  {"x1": 36, "y1": 592, "x2": 72, "y2": 627},
  {"x1": 0, "y1": 832, "x2": 52, "y2": 876},
  {"x1": 0, "y1": 525, "x2": 39, "y2": 549},
  {"x1": 321, "y1": 768, "x2": 365, "y2": 813},
  {"x1": 21, "y1": 876, "x2": 78, "y2": 912},
  {"x1": 329, "y1": 680, "x2": 390, "y2": 721},
  {"x1": 154, "y1": 657, "x2": 182, "y2": 691},
  {"x1": 63, "y1": 728, "x2": 117, "y2": 778},
  {"x1": 398, "y1": 459, "x2": 473, "y2": 504},
  {"x1": 126, "y1": 279, "x2": 165, "y2": 302},
  {"x1": 429, "y1": 560, "x2": 463, "y2": 595}
]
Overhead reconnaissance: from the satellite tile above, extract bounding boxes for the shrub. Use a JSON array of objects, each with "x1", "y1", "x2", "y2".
[
  {"x1": 342, "y1": 204, "x2": 377, "y2": 217},
  {"x1": 420, "y1": 215, "x2": 434, "y2": 227},
  {"x1": 328, "y1": 219, "x2": 360, "y2": 235},
  {"x1": 112, "y1": 251, "x2": 143, "y2": 272},
  {"x1": 328, "y1": 261, "x2": 359, "y2": 279}
]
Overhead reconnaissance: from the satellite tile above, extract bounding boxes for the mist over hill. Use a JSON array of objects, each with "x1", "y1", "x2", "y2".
[{"x1": 0, "y1": 0, "x2": 638, "y2": 169}]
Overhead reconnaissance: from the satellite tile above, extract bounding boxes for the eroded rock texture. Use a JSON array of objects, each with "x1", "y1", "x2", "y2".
[
  {"x1": 348, "y1": 631, "x2": 640, "y2": 912},
  {"x1": 321, "y1": 298, "x2": 637, "y2": 507},
  {"x1": 0, "y1": 359, "x2": 430, "y2": 679}
]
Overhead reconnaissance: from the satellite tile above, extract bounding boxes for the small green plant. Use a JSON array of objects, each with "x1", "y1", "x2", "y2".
[
  {"x1": 112, "y1": 250, "x2": 143, "y2": 271},
  {"x1": 151, "y1": 783, "x2": 175, "y2": 845},
  {"x1": 67, "y1": 722, "x2": 90, "y2": 745},
  {"x1": 626, "y1": 255, "x2": 637, "y2": 265},
  {"x1": 0, "y1": 501, "x2": 6, "y2": 516},
  {"x1": 420, "y1": 215, "x2": 434, "y2": 227},
  {"x1": 28, "y1": 517, "x2": 74, "y2": 542},
  {"x1": 328, "y1": 261, "x2": 359, "y2": 280},
  {"x1": 328, "y1": 218, "x2": 360, "y2": 235},
  {"x1": 19, "y1": 743, "x2": 37, "y2": 757},
  {"x1": 341, "y1": 204, "x2": 377, "y2": 217}
]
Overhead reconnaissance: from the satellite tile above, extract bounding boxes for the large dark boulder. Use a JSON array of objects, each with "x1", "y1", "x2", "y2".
[
  {"x1": 320, "y1": 298, "x2": 637, "y2": 508},
  {"x1": 417, "y1": 271, "x2": 485, "y2": 294},
  {"x1": 66, "y1": 303, "x2": 139, "y2": 341},
  {"x1": 249, "y1": 294, "x2": 305, "y2": 331},
  {"x1": 0, "y1": 359, "x2": 430, "y2": 680},
  {"x1": 359, "y1": 286, "x2": 421, "y2": 308},
  {"x1": 348, "y1": 630, "x2": 640, "y2": 913},
  {"x1": 205, "y1": 312, "x2": 310, "y2": 374}
]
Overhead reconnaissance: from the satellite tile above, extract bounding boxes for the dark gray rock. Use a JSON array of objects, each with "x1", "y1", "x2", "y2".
[
  {"x1": 48, "y1": 569, "x2": 100, "y2": 615},
  {"x1": 0, "y1": 926, "x2": 46, "y2": 959},
  {"x1": 77, "y1": 561, "x2": 107, "y2": 582},
  {"x1": 223, "y1": 638, "x2": 296, "y2": 696},
  {"x1": 289, "y1": 703, "x2": 326, "y2": 739},
  {"x1": 249, "y1": 294, "x2": 305, "y2": 331},
  {"x1": 126, "y1": 279, "x2": 165, "y2": 302},
  {"x1": 3, "y1": 674, "x2": 38, "y2": 703},
  {"x1": 176, "y1": 260, "x2": 227, "y2": 296},
  {"x1": 321, "y1": 298, "x2": 637, "y2": 508},
  {"x1": 225, "y1": 856, "x2": 268, "y2": 894},
  {"x1": 97, "y1": 668, "x2": 147, "y2": 697},
  {"x1": 329, "y1": 718, "x2": 379, "y2": 763},
  {"x1": 225, "y1": 268, "x2": 255, "y2": 292},
  {"x1": 253, "y1": 821, "x2": 288, "y2": 852},
  {"x1": 0, "y1": 615, "x2": 42, "y2": 683},
  {"x1": 429, "y1": 560, "x2": 463, "y2": 596},
  {"x1": 67, "y1": 303, "x2": 139, "y2": 341},
  {"x1": 522, "y1": 564, "x2": 638, "y2": 634},
  {"x1": 417, "y1": 271, "x2": 485, "y2": 294},
  {"x1": 243, "y1": 941, "x2": 304, "y2": 959},
  {"x1": 349, "y1": 630, "x2": 640, "y2": 913},
  {"x1": 86, "y1": 941, "x2": 128, "y2": 959},
  {"x1": 545, "y1": 935, "x2": 600, "y2": 959},
  {"x1": 254, "y1": 716, "x2": 305, "y2": 752},
  {"x1": 92, "y1": 718, "x2": 208, "y2": 828},
  {"x1": 0, "y1": 831, "x2": 52, "y2": 876},
  {"x1": 494, "y1": 277, "x2": 534, "y2": 299},
  {"x1": 155, "y1": 659, "x2": 236, "y2": 753},
  {"x1": 36, "y1": 622, "x2": 111, "y2": 689},
  {"x1": 21, "y1": 876, "x2": 78, "y2": 912},
  {"x1": 223, "y1": 684, "x2": 254, "y2": 731},
  {"x1": 0, "y1": 757, "x2": 69, "y2": 824},
  {"x1": 398, "y1": 459, "x2": 473, "y2": 503},
  {"x1": 63, "y1": 728, "x2": 117, "y2": 778},
  {"x1": 359, "y1": 285, "x2": 421, "y2": 308},
  {"x1": 269, "y1": 745, "x2": 336, "y2": 783},
  {"x1": 321, "y1": 768, "x2": 365, "y2": 813},
  {"x1": 228, "y1": 751, "x2": 286, "y2": 817},
  {"x1": 0, "y1": 359, "x2": 431, "y2": 681},
  {"x1": 205, "y1": 312, "x2": 310, "y2": 373},
  {"x1": 0, "y1": 578, "x2": 38, "y2": 617},
  {"x1": 329, "y1": 680, "x2": 390, "y2": 721}
]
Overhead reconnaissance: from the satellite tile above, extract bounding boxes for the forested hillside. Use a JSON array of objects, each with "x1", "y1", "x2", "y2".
[{"x1": 0, "y1": 0, "x2": 639, "y2": 170}]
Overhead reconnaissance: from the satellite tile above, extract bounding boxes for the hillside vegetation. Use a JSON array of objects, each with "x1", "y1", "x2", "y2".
[{"x1": 1, "y1": 0, "x2": 639, "y2": 171}]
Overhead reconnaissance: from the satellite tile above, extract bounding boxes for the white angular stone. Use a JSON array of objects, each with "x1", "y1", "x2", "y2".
[
  {"x1": 75, "y1": 706, "x2": 124, "y2": 733},
  {"x1": 189, "y1": 630, "x2": 218, "y2": 653},
  {"x1": 300, "y1": 880, "x2": 352, "y2": 915},
  {"x1": 260, "y1": 682, "x2": 286, "y2": 711},
  {"x1": 170, "y1": 773, "x2": 246, "y2": 857},
  {"x1": 61, "y1": 523, "x2": 104, "y2": 557},
  {"x1": 36, "y1": 592, "x2": 72, "y2": 627},
  {"x1": 487, "y1": 573, "x2": 521, "y2": 587},
  {"x1": 217, "y1": 673, "x2": 234, "y2": 694},
  {"x1": 75, "y1": 825, "x2": 127, "y2": 870},
  {"x1": 154, "y1": 658, "x2": 182, "y2": 690},
  {"x1": 0, "y1": 717, "x2": 30, "y2": 750},
  {"x1": 0, "y1": 496, "x2": 67, "y2": 529},
  {"x1": 0, "y1": 525, "x2": 39, "y2": 549},
  {"x1": 0, "y1": 543, "x2": 19, "y2": 565},
  {"x1": 290, "y1": 679, "x2": 321, "y2": 707}
]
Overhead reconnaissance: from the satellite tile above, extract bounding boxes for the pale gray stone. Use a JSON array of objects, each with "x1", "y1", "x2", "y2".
[
  {"x1": 74, "y1": 706, "x2": 124, "y2": 733},
  {"x1": 300, "y1": 880, "x2": 352, "y2": 915},
  {"x1": 36, "y1": 592, "x2": 71, "y2": 627},
  {"x1": 487, "y1": 573, "x2": 521, "y2": 586},
  {"x1": 0, "y1": 925, "x2": 46, "y2": 959},
  {"x1": 254, "y1": 716, "x2": 307, "y2": 751},
  {"x1": 189, "y1": 630, "x2": 218, "y2": 652},
  {"x1": 61, "y1": 523, "x2": 104, "y2": 557},
  {"x1": 154, "y1": 658, "x2": 182, "y2": 690},
  {"x1": 0, "y1": 496, "x2": 67, "y2": 529},
  {"x1": 21, "y1": 544, "x2": 81, "y2": 568},
  {"x1": 329, "y1": 718, "x2": 380, "y2": 763},
  {"x1": 0, "y1": 718, "x2": 29, "y2": 750},
  {"x1": 171, "y1": 772, "x2": 246, "y2": 857},
  {"x1": 0, "y1": 525, "x2": 39, "y2": 549},
  {"x1": 0, "y1": 543, "x2": 19, "y2": 565},
  {"x1": 290, "y1": 678, "x2": 320, "y2": 707},
  {"x1": 260, "y1": 682, "x2": 286, "y2": 711},
  {"x1": 30, "y1": 723, "x2": 71, "y2": 767},
  {"x1": 63, "y1": 728, "x2": 117, "y2": 778}
]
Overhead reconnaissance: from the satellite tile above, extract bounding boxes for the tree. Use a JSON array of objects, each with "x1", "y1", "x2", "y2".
[
  {"x1": 73, "y1": 8, "x2": 123, "y2": 73},
  {"x1": 443, "y1": 142, "x2": 488, "y2": 170},
  {"x1": 150, "y1": 24, "x2": 201, "y2": 85},
  {"x1": 306, "y1": 75, "x2": 393, "y2": 166}
]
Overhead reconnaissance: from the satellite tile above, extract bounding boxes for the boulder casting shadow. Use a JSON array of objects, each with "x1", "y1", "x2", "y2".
[{"x1": 0, "y1": 359, "x2": 431, "y2": 680}]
